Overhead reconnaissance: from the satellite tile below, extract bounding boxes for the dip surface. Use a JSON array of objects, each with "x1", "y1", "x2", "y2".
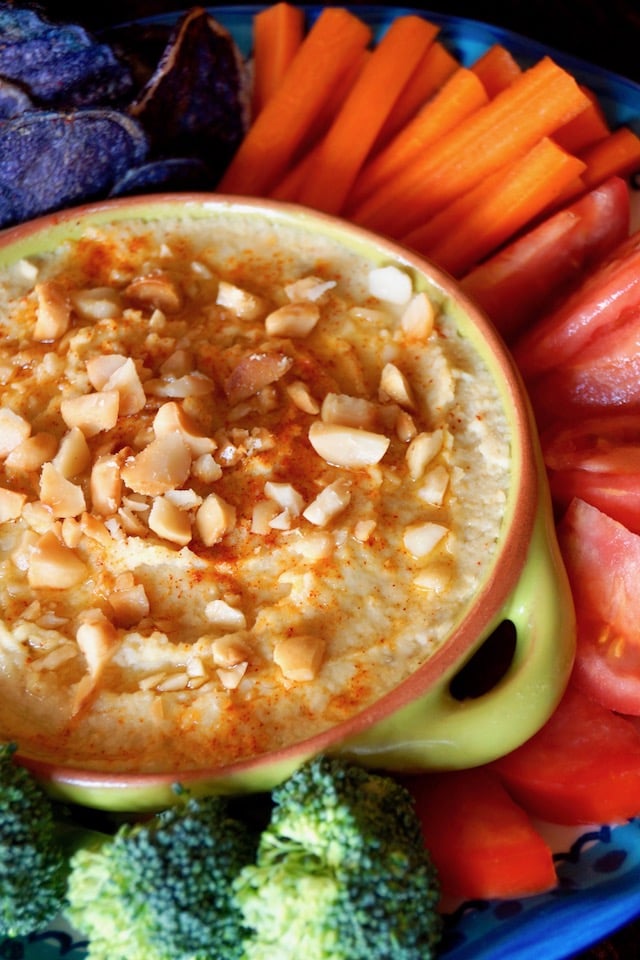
[{"x1": 0, "y1": 210, "x2": 511, "y2": 772}]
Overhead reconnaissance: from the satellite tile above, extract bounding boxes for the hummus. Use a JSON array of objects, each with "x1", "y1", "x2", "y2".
[{"x1": 0, "y1": 209, "x2": 511, "y2": 773}]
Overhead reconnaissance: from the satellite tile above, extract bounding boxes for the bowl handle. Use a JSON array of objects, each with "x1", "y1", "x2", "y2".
[{"x1": 335, "y1": 498, "x2": 576, "y2": 771}]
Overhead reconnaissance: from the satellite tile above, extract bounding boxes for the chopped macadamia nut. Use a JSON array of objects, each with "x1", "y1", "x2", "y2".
[
  {"x1": 395, "y1": 410, "x2": 417, "y2": 442},
  {"x1": 217, "y1": 663, "x2": 248, "y2": 689},
  {"x1": 251, "y1": 499, "x2": 280, "y2": 535},
  {"x1": 148, "y1": 496, "x2": 192, "y2": 546},
  {"x1": 303, "y1": 479, "x2": 351, "y2": 527},
  {"x1": 191, "y1": 453, "x2": 223, "y2": 483},
  {"x1": 379, "y1": 362, "x2": 415, "y2": 409},
  {"x1": 0, "y1": 407, "x2": 31, "y2": 459},
  {"x1": 53, "y1": 427, "x2": 91, "y2": 478},
  {"x1": 27, "y1": 530, "x2": 87, "y2": 588},
  {"x1": 284, "y1": 276, "x2": 336, "y2": 302},
  {"x1": 60, "y1": 391, "x2": 119, "y2": 437},
  {"x1": 417, "y1": 465, "x2": 450, "y2": 506},
  {"x1": 125, "y1": 273, "x2": 183, "y2": 313},
  {"x1": 265, "y1": 302, "x2": 320, "y2": 338},
  {"x1": 86, "y1": 354, "x2": 128, "y2": 390},
  {"x1": 354, "y1": 518, "x2": 376, "y2": 542},
  {"x1": 368, "y1": 265, "x2": 413, "y2": 304},
  {"x1": 205, "y1": 599, "x2": 247, "y2": 630},
  {"x1": 308, "y1": 421, "x2": 390, "y2": 468},
  {"x1": 153, "y1": 401, "x2": 216, "y2": 456},
  {"x1": 121, "y1": 433, "x2": 191, "y2": 496},
  {"x1": 76, "y1": 611, "x2": 119, "y2": 675},
  {"x1": 216, "y1": 280, "x2": 265, "y2": 320},
  {"x1": 321, "y1": 393, "x2": 378, "y2": 430},
  {"x1": 39, "y1": 463, "x2": 86, "y2": 518},
  {"x1": 145, "y1": 371, "x2": 215, "y2": 399},
  {"x1": 71, "y1": 286, "x2": 122, "y2": 320},
  {"x1": 80, "y1": 512, "x2": 112, "y2": 546},
  {"x1": 4, "y1": 432, "x2": 57, "y2": 473},
  {"x1": 274, "y1": 634, "x2": 325, "y2": 682},
  {"x1": 211, "y1": 633, "x2": 251, "y2": 667},
  {"x1": 264, "y1": 481, "x2": 304, "y2": 516},
  {"x1": 90, "y1": 454, "x2": 123, "y2": 516},
  {"x1": 195, "y1": 493, "x2": 236, "y2": 546},
  {"x1": 401, "y1": 292, "x2": 435, "y2": 340},
  {"x1": 406, "y1": 430, "x2": 444, "y2": 481},
  {"x1": 33, "y1": 280, "x2": 71, "y2": 340},
  {"x1": 87, "y1": 355, "x2": 145, "y2": 416},
  {"x1": 286, "y1": 380, "x2": 320, "y2": 414},
  {"x1": 0, "y1": 487, "x2": 27, "y2": 522},
  {"x1": 109, "y1": 579, "x2": 150, "y2": 628},
  {"x1": 403, "y1": 521, "x2": 448, "y2": 558},
  {"x1": 225, "y1": 351, "x2": 293, "y2": 405}
]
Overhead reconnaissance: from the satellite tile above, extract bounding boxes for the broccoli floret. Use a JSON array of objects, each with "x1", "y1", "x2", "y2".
[
  {"x1": 0, "y1": 742, "x2": 68, "y2": 939},
  {"x1": 66, "y1": 791, "x2": 257, "y2": 960},
  {"x1": 234, "y1": 755, "x2": 442, "y2": 960}
]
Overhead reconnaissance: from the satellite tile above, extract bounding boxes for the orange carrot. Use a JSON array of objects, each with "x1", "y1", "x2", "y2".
[
  {"x1": 251, "y1": 3, "x2": 305, "y2": 116},
  {"x1": 269, "y1": 141, "x2": 321, "y2": 201},
  {"x1": 351, "y1": 56, "x2": 591, "y2": 238},
  {"x1": 471, "y1": 44, "x2": 522, "y2": 97},
  {"x1": 553, "y1": 87, "x2": 610, "y2": 152},
  {"x1": 404, "y1": 138, "x2": 587, "y2": 277},
  {"x1": 294, "y1": 15, "x2": 440, "y2": 215},
  {"x1": 218, "y1": 8, "x2": 371, "y2": 196},
  {"x1": 372, "y1": 40, "x2": 457, "y2": 151},
  {"x1": 348, "y1": 67, "x2": 489, "y2": 210},
  {"x1": 579, "y1": 125, "x2": 640, "y2": 188}
]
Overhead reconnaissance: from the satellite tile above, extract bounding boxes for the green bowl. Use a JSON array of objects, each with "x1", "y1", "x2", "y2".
[{"x1": 0, "y1": 194, "x2": 575, "y2": 810}]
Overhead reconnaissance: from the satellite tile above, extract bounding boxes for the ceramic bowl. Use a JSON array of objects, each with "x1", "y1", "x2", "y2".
[{"x1": 0, "y1": 194, "x2": 575, "y2": 810}]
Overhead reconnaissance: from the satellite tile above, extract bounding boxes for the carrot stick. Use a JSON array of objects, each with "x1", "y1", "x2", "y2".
[
  {"x1": 269, "y1": 141, "x2": 321, "y2": 201},
  {"x1": 553, "y1": 87, "x2": 610, "y2": 153},
  {"x1": 372, "y1": 41, "x2": 457, "y2": 151},
  {"x1": 348, "y1": 67, "x2": 489, "y2": 211},
  {"x1": 471, "y1": 44, "x2": 522, "y2": 97},
  {"x1": 218, "y1": 7, "x2": 372, "y2": 196},
  {"x1": 579, "y1": 126, "x2": 640, "y2": 188},
  {"x1": 251, "y1": 3, "x2": 305, "y2": 117},
  {"x1": 351, "y1": 56, "x2": 591, "y2": 238},
  {"x1": 404, "y1": 138, "x2": 587, "y2": 277},
  {"x1": 294, "y1": 15, "x2": 440, "y2": 215}
]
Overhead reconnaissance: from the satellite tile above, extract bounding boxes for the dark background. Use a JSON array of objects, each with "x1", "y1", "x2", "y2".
[
  {"x1": 28, "y1": 1, "x2": 640, "y2": 957},
  {"x1": 36, "y1": 0, "x2": 640, "y2": 84}
]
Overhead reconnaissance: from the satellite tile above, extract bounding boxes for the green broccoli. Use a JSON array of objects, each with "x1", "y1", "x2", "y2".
[
  {"x1": 0, "y1": 742, "x2": 68, "y2": 939},
  {"x1": 66, "y1": 790, "x2": 258, "y2": 960},
  {"x1": 234, "y1": 755, "x2": 442, "y2": 960}
]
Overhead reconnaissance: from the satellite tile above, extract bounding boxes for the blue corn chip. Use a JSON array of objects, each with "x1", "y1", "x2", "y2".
[
  {"x1": 0, "y1": 77, "x2": 33, "y2": 118},
  {"x1": 0, "y1": 109, "x2": 148, "y2": 227},
  {"x1": 109, "y1": 156, "x2": 214, "y2": 197},
  {"x1": 0, "y1": 6, "x2": 133, "y2": 107},
  {"x1": 129, "y1": 7, "x2": 250, "y2": 182}
]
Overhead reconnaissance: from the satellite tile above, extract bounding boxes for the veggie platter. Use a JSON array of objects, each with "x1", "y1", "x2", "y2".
[{"x1": 4, "y1": 4, "x2": 640, "y2": 959}]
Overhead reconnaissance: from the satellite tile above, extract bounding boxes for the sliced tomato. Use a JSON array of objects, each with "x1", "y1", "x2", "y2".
[
  {"x1": 513, "y1": 224, "x2": 640, "y2": 382},
  {"x1": 491, "y1": 681, "x2": 640, "y2": 824},
  {"x1": 401, "y1": 768, "x2": 556, "y2": 900},
  {"x1": 460, "y1": 175, "x2": 630, "y2": 343},
  {"x1": 549, "y1": 469, "x2": 640, "y2": 535},
  {"x1": 525, "y1": 307, "x2": 640, "y2": 426},
  {"x1": 557, "y1": 498, "x2": 640, "y2": 714}
]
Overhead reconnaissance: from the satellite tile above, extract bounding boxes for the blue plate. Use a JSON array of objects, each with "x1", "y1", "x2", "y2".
[{"x1": 7, "y1": 7, "x2": 640, "y2": 960}]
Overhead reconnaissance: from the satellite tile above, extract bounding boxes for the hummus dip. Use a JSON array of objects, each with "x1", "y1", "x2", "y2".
[{"x1": 0, "y1": 209, "x2": 511, "y2": 773}]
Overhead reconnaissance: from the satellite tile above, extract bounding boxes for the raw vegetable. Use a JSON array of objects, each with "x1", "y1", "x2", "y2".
[
  {"x1": 553, "y1": 88, "x2": 610, "y2": 152},
  {"x1": 470, "y1": 43, "x2": 522, "y2": 96},
  {"x1": 251, "y1": 2, "x2": 305, "y2": 116},
  {"x1": 579, "y1": 125, "x2": 640, "y2": 188},
  {"x1": 556, "y1": 498, "x2": 640, "y2": 715},
  {"x1": 295, "y1": 14, "x2": 439, "y2": 215},
  {"x1": 218, "y1": 7, "x2": 371, "y2": 195},
  {"x1": 402, "y1": 767, "x2": 557, "y2": 901},
  {"x1": 403, "y1": 136, "x2": 586, "y2": 275},
  {"x1": 459, "y1": 175, "x2": 630, "y2": 341},
  {"x1": 349, "y1": 56, "x2": 591, "y2": 237},
  {"x1": 491, "y1": 681, "x2": 640, "y2": 824}
]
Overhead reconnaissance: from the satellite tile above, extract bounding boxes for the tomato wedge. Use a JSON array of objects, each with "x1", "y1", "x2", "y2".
[
  {"x1": 491, "y1": 681, "x2": 640, "y2": 824},
  {"x1": 513, "y1": 226, "x2": 640, "y2": 381},
  {"x1": 460, "y1": 176, "x2": 630, "y2": 343},
  {"x1": 402, "y1": 768, "x2": 556, "y2": 900},
  {"x1": 556, "y1": 498, "x2": 640, "y2": 715}
]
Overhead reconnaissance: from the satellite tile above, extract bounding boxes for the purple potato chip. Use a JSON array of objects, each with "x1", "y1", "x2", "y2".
[
  {"x1": 0, "y1": 6, "x2": 133, "y2": 107},
  {"x1": 0, "y1": 109, "x2": 148, "y2": 227},
  {"x1": 129, "y1": 8, "x2": 250, "y2": 181},
  {"x1": 0, "y1": 77, "x2": 33, "y2": 118},
  {"x1": 109, "y1": 156, "x2": 214, "y2": 197}
]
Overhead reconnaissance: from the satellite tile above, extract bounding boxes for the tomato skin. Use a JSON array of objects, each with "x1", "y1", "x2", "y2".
[
  {"x1": 401, "y1": 768, "x2": 556, "y2": 900},
  {"x1": 491, "y1": 682, "x2": 640, "y2": 824},
  {"x1": 513, "y1": 226, "x2": 640, "y2": 381},
  {"x1": 557, "y1": 498, "x2": 640, "y2": 715},
  {"x1": 461, "y1": 176, "x2": 630, "y2": 344},
  {"x1": 549, "y1": 469, "x2": 640, "y2": 536}
]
